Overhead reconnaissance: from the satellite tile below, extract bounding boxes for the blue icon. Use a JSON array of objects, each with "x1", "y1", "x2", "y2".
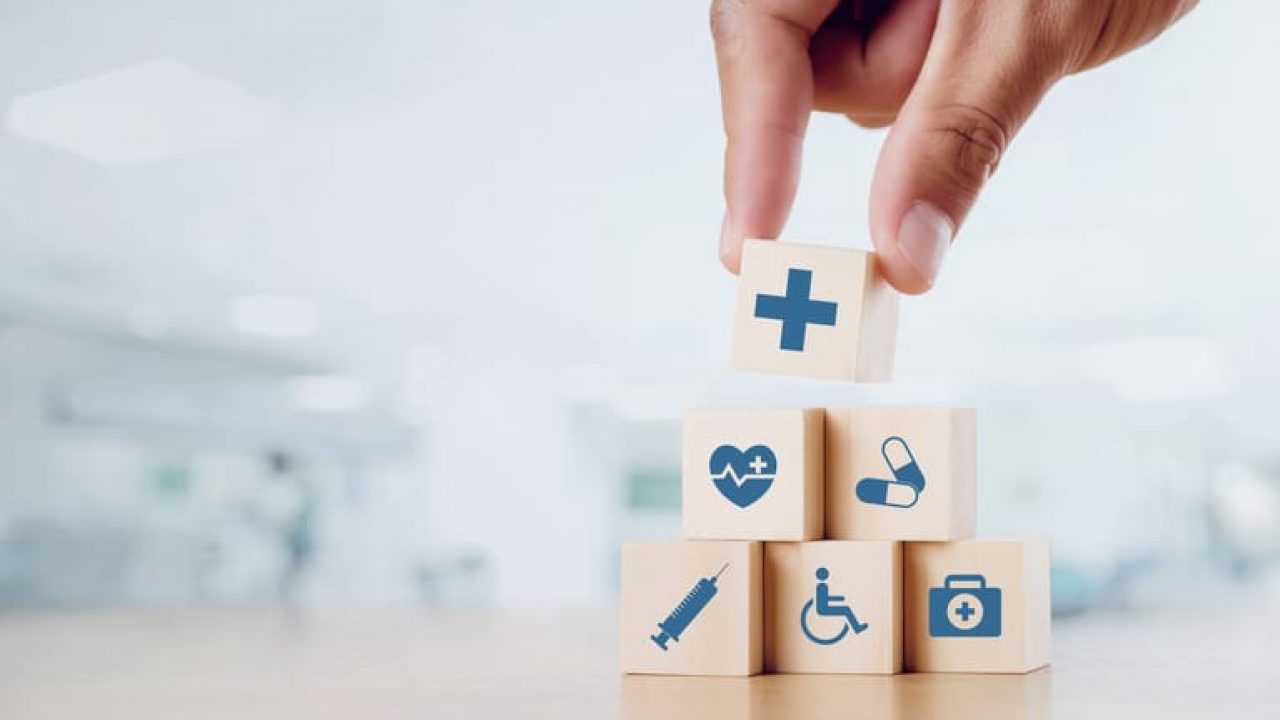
[
  {"x1": 928, "y1": 574, "x2": 1002, "y2": 637},
  {"x1": 799, "y1": 567, "x2": 869, "y2": 645},
  {"x1": 651, "y1": 564, "x2": 729, "y2": 651},
  {"x1": 753, "y1": 268, "x2": 838, "y2": 351},
  {"x1": 709, "y1": 444, "x2": 776, "y2": 508},
  {"x1": 856, "y1": 436, "x2": 926, "y2": 509}
]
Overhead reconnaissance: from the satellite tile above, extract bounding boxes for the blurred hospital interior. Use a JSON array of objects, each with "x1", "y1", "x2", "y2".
[{"x1": 2, "y1": 0, "x2": 1280, "y2": 622}]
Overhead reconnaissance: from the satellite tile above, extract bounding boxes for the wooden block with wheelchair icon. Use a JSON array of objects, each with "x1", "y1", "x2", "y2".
[
  {"x1": 764, "y1": 540, "x2": 902, "y2": 674},
  {"x1": 903, "y1": 538, "x2": 1052, "y2": 673}
]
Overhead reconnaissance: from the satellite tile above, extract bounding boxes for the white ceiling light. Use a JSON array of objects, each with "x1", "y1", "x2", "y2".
[
  {"x1": 230, "y1": 293, "x2": 319, "y2": 339},
  {"x1": 6, "y1": 58, "x2": 280, "y2": 164}
]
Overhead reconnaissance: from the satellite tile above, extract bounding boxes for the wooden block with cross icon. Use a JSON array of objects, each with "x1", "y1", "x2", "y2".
[
  {"x1": 732, "y1": 240, "x2": 899, "y2": 383},
  {"x1": 620, "y1": 540, "x2": 763, "y2": 676},
  {"x1": 764, "y1": 540, "x2": 902, "y2": 674},
  {"x1": 903, "y1": 538, "x2": 1051, "y2": 673},
  {"x1": 682, "y1": 408, "x2": 824, "y2": 541},
  {"x1": 825, "y1": 407, "x2": 976, "y2": 541}
]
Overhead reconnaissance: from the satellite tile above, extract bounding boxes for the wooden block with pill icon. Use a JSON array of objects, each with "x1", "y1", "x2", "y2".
[
  {"x1": 682, "y1": 408, "x2": 824, "y2": 541},
  {"x1": 825, "y1": 407, "x2": 976, "y2": 541},
  {"x1": 903, "y1": 538, "x2": 1051, "y2": 673},
  {"x1": 620, "y1": 540, "x2": 763, "y2": 676},
  {"x1": 732, "y1": 240, "x2": 900, "y2": 383},
  {"x1": 764, "y1": 540, "x2": 902, "y2": 674}
]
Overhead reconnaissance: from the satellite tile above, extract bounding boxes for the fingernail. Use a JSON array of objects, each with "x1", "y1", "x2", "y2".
[
  {"x1": 718, "y1": 213, "x2": 737, "y2": 269},
  {"x1": 896, "y1": 202, "x2": 954, "y2": 287}
]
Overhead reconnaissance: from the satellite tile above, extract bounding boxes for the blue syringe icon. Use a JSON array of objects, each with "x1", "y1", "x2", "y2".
[{"x1": 651, "y1": 563, "x2": 729, "y2": 651}]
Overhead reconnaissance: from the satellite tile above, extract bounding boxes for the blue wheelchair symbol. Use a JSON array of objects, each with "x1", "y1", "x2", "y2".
[{"x1": 799, "y1": 567, "x2": 869, "y2": 645}]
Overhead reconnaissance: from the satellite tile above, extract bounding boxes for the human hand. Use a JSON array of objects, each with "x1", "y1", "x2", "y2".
[{"x1": 712, "y1": 0, "x2": 1197, "y2": 293}]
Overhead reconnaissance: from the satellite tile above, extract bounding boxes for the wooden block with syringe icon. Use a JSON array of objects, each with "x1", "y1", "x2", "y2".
[{"x1": 619, "y1": 540, "x2": 762, "y2": 676}]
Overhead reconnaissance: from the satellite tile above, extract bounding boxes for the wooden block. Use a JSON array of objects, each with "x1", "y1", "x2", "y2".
[
  {"x1": 904, "y1": 538, "x2": 1052, "y2": 673},
  {"x1": 682, "y1": 408, "x2": 823, "y2": 541},
  {"x1": 764, "y1": 541, "x2": 902, "y2": 674},
  {"x1": 826, "y1": 407, "x2": 976, "y2": 540},
  {"x1": 732, "y1": 239, "x2": 899, "y2": 383},
  {"x1": 620, "y1": 540, "x2": 762, "y2": 676}
]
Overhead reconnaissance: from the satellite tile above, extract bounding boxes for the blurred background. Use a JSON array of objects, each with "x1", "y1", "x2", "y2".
[{"x1": 1, "y1": 0, "x2": 1277, "y2": 616}]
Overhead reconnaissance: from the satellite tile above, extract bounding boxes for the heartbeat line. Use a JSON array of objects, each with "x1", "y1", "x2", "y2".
[{"x1": 710, "y1": 464, "x2": 775, "y2": 488}]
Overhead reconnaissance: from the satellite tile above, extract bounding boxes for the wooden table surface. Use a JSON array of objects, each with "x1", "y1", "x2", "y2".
[{"x1": 1, "y1": 606, "x2": 1277, "y2": 719}]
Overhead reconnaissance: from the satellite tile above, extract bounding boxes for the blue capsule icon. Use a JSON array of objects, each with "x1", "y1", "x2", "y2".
[
  {"x1": 855, "y1": 436, "x2": 926, "y2": 509},
  {"x1": 882, "y1": 436, "x2": 925, "y2": 491}
]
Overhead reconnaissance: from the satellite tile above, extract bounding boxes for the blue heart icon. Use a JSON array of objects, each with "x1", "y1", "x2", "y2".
[{"x1": 709, "y1": 444, "x2": 777, "y2": 508}]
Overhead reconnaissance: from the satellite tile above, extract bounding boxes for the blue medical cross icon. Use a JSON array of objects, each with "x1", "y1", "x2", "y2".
[
  {"x1": 954, "y1": 600, "x2": 977, "y2": 623},
  {"x1": 753, "y1": 268, "x2": 838, "y2": 352}
]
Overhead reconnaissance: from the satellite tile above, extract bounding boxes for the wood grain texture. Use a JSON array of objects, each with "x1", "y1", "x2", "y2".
[{"x1": 1, "y1": 606, "x2": 1277, "y2": 718}]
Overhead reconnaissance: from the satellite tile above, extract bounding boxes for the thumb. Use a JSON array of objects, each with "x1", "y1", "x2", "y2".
[{"x1": 868, "y1": 3, "x2": 1061, "y2": 293}]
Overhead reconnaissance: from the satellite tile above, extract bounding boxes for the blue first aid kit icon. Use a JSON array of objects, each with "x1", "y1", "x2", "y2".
[{"x1": 928, "y1": 574, "x2": 1002, "y2": 638}]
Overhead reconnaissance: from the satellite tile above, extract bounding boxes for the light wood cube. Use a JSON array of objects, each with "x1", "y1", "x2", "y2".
[
  {"x1": 826, "y1": 407, "x2": 976, "y2": 540},
  {"x1": 682, "y1": 408, "x2": 823, "y2": 541},
  {"x1": 764, "y1": 541, "x2": 902, "y2": 674},
  {"x1": 732, "y1": 240, "x2": 899, "y2": 383},
  {"x1": 620, "y1": 540, "x2": 762, "y2": 676},
  {"x1": 904, "y1": 538, "x2": 1052, "y2": 673}
]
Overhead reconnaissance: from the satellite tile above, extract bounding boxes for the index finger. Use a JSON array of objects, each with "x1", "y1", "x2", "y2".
[{"x1": 712, "y1": 0, "x2": 838, "y2": 272}]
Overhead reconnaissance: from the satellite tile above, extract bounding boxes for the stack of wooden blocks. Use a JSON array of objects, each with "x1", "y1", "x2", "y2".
[{"x1": 621, "y1": 240, "x2": 1050, "y2": 676}]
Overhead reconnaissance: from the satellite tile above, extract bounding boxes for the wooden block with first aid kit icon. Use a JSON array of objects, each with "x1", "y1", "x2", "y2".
[
  {"x1": 620, "y1": 540, "x2": 763, "y2": 676},
  {"x1": 825, "y1": 407, "x2": 976, "y2": 541},
  {"x1": 903, "y1": 538, "x2": 1052, "y2": 673},
  {"x1": 682, "y1": 408, "x2": 824, "y2": 541},
  {"x1": 731, "y1": 240, "x2": 899, "y2": 383},
  {"x1": 764, "y1": 541, "x2": 902, "y2": 674}
]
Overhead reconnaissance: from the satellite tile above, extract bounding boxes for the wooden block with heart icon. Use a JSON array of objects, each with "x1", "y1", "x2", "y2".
[{"x1": 682, "y1": 408, "x2": 824, "y2": 541}]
